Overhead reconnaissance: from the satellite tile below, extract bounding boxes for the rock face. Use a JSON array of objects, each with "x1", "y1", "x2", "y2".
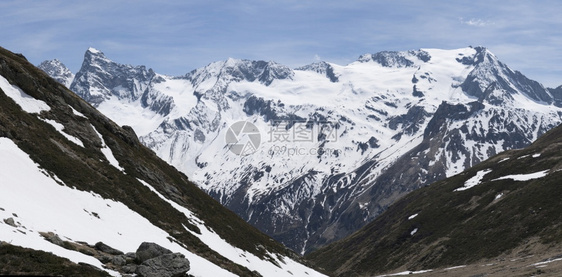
[
  {"x1": 95, "y1": 242, "x2": 124, "y2": 255},
  {"x1": 89, "y1": 241, "x2": 190, "y2": 277},
  {"x1": 70, "y1": 48, "x2": 155, "y2": 107},
  {"x1": 37, "y1": 59, "x2": 74, "y2": 87},
  {"x1": 137, "y1": 253, "x2": 190, "y2": 277},
  {"x1": 135, "y1": 242, "x2": 173, "y2": 263},
  {"x1": 41, "y1": 232, "x2": 65, "y2": 248},
  {"x1": 134, "y1": 242, "x2": 189, "y2": 277},
  {"x1": 44, "y1": 46, "x2": 562, "y2": 253}
]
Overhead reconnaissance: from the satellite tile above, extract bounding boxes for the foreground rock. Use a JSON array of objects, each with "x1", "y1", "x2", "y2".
[
  {"x1": 137, "y1": 253, "x2": 190, "y2": 277},
  {"x1": 95, "y1": 241, "x2": 124, "y2": 255},
  {"x1": 135, "y1": 242, "x2": 173, "y2": 263},
  {"x1": 135, "y1": 242, "x2": 190, "y2": 277}
]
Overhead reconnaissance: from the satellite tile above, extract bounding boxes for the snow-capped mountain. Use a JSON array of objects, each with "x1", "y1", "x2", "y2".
[
  {"x1": 0, "y1": 46, "x2": 325, "y2": 276},
  {"x1": 43, "y1": 46, "x2": 562, "y2": 254},
  {"x1": 37, "y1": 58, "x2": 74, "y2": 87}
]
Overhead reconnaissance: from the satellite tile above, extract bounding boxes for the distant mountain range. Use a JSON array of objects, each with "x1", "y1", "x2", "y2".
[
  {"x1": 0, "y1": 46, "x2": 325, "y2": 277},
  {"x1": 40, "y1": 46, "x2": 562, "y2": 255}
]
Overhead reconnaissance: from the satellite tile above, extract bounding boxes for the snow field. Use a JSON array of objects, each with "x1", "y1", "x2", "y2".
[{"x1": 0, "y1": 137, "x2": 239, "y2": 276}]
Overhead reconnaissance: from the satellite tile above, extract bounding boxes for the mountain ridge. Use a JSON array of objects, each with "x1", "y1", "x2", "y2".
[{"x1": 40, "y1": 46, "x2": 562, "y2": 254}]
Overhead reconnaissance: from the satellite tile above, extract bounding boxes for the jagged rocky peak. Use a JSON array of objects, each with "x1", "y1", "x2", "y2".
[
  {"x1": 37, "y1": 59, "x2": 74, "y2": 87},
  {"x1": 187, "y1": 58, "x2": 294, "y2": 87},
  {"x1": 257, "y1": 60, "x2": 294, "y2": 85},
  {"x1": 460, "y1": 46, "x2": 555, "y2": 105},
  {"x1": 296, "y1": 61, "x2": 339, "y2": 82},
  {"x1": 357, "y1": 49, "x2": 431, "y2": 67},
  {"x1": 454, "y1": 45, "x2": 487, "y2": 65},
  {"x1": 86, "y1": 47, "x2": 104, "y2": 57},
  {"x1": 70, "y1": 47, "x2": 155, "y2": 106},
  {"x1": 81, "y1": 47, "x2": 117, "y2": 70}
]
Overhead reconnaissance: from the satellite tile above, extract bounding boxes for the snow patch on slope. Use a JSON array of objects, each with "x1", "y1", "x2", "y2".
[
  {"x1": 41, "y1": 118, "x2": 84, "y2": 147},
  {"x1": 70, "y1": 106, "x2": 86, "y2": 118},
  {"x1": 376, "y1": 269, "x2": 433, "y2": 276},
  {"x1": 454, "y1": 169, "x2": 492, "y2": 191},
  {"x1": 91, "y1": 124, "x2": 125, "y2": 171},
  {"x1": 493, "y1": 170, "x2": 549, "y2": 182},
  {"x1": 0, "y1": 75, "x2": 50, "y2": 113}
]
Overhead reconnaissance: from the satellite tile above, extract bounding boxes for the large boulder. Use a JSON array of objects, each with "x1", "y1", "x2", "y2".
[
  {"x1": 94, "y1": 241, "x2": 124, "y2": 255},
  {"x1": 135, "y1": 242, "x2": 173, "y2": 263},
  {"x1": 136, "y1": 253, "x2": 190, "y2": 277}
]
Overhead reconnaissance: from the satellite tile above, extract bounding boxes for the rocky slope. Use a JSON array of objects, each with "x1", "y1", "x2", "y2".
[
  {"x1": 42, "y1": 46, "x2": 562, "y2": 254},
  {"x1": 307, "y1": 115, "x2": 562, "y2": 276},
  {"x1": 0, "y1": 46, "x2": 325, "y2": 277}
]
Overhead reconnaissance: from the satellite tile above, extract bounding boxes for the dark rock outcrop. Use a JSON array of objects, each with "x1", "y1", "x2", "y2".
[
  {"x1": 3, "y1": 217, "x2": 17, "y2": 228},
  {"x1": 135, "y1": 242, "x2": 173, "y2": 263},
  {"x1": 137, "y1": 253, "x2": 190, "y2": 277},
  {"x1": 94, "y1": 242, "x2": 124, "y2": 255},
  {"x1": 90, "y1": 242, "x2": 190, "y2": 276},
  {"x1": 296, "y1": 61, "x2": 339, "y2": 82}
]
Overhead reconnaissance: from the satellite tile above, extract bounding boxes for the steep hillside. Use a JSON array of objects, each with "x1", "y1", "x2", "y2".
[
  {"x1": 0, "y1": 46, "x2": 325, "y2": 277},
  {"x1": 307, "y1": 119, "x2": 562, "y2": 276},
  {"x1": 42, "y1": 46, "x2": 562, "y2": 254}
]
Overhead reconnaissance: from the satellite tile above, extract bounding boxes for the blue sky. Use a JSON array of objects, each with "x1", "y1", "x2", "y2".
[{"x1": 2, "y1": 0, "x2": 562, "y2": 87}]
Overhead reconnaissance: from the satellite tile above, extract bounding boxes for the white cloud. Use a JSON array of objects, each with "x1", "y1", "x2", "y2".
[{"x1": 460, "y1": 17, "x2": 493, "y2": 27}]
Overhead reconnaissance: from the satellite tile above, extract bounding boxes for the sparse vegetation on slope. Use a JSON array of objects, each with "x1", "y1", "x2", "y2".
[{"x1": 0, "y1": 242, "x2": 110, "y2": 277}]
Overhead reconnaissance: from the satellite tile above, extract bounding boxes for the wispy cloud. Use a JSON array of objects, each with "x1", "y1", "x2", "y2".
[{"x1": 460, "y1": 17, "x2": 494, "y2": 27}]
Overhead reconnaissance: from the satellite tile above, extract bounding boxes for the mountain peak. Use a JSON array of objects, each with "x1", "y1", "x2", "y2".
[
  {"x1": 37, "y1": 59, "x2": 74, "y2": 88},
  {"x1": 224, "y1": 57, "x2": 243, "y2": 66},
  {"x1": 87, "y1": 47, "x2": 103, "y2": 55},
  {"x1": 187, "y1": 58, "x2": 294, "y2": 87},
  {"x1": 70, "y1": 48, "x2": 155, "y2": 106},
  {"x1": 296, "y1": 61, "x2": 339, "y2": 82},
  {"x1": 459, "y1": 46, "x2": 554, "y2": 104},
  {"x1": 83, "y1": 47, "x2": 110, "y2": 64},
  {"x1": 357, "y1": 49, "x2": 431, "y2": 67}
]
